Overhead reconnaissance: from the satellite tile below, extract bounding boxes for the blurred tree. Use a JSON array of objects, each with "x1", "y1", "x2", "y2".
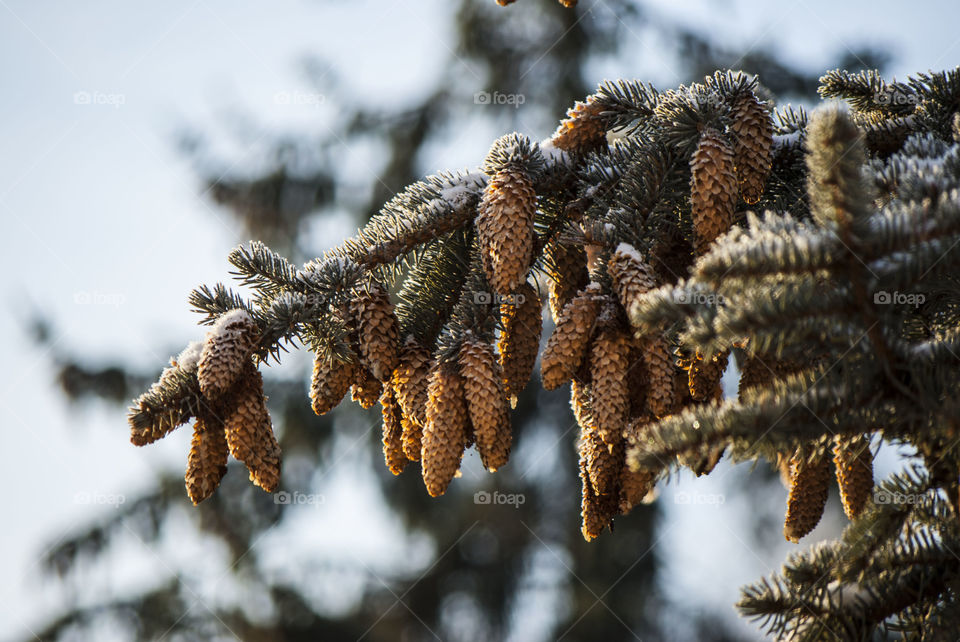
[{"x1": 30, "y1": 1, "x2": 881, "y2": 640}]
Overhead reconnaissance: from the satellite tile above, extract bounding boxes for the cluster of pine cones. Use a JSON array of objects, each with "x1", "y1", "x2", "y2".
[{"x1": 131, "y1": 310, "x2": 279, "y2": 505}]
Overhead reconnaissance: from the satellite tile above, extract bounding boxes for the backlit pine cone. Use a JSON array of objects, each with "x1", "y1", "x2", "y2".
[
  {"x1": 620, "y1": 416, "x2": 656, "y2": 514},
  {"x1": 351, "y1": 281, "x2": 400, "y2": 382},
  {"x1": 310, "y1": 354, "x2": 357, "y2": 415},
  {"x1": 582, "y1": 426, "x2": 623, "y2": 498},
  {"x1": 197, "y1": 310, "x2": 259, "y2": 401},
  {"x1": 544, "y1": 239, "x2": 588, "y2": 323},
  {"x1": 380, "y1": 384, "x2": 408, "y2": 475},
  {"x1": 421, "y1": 361, "x2": 469, "y2": 497},
  {"x1": 351, "y1": 367, "x2": 383, "y2": 410},
  {"x1": 222, "y1": 362, "x2": 281, "y2": 493},
  {"x1": 643, "y1": 333, "x2": 676, "y2": 418},
  {"x1": 690, "y1": 128, "x2": 737, "y2": 253},
  {"x1": 570, "y1": 380, "x2": 593, "y2": 431},
  {"x1": 498, "y1": 282, "x2": 542, "y2": 404},
  {"x1": 590, "y1": 314, "x2": 631, "y2": 448},
  {"x1": 541, "y1": 284, "x2": 601, "y2": 390},
  {"x1": 833, "y1": 434, "x2": 874, "y2": 520},
  {"x1": 184, "y1": 414, "x2": 229, "y2": 505},
  {"x1": 783, "y1": 450, "x2": 832, "y2": 543},
  {"x1": 608, "y1": 242, "x2": 657, "y2": 319},
  {"x1": 551, "y1": 95, "x2": 608, "y2": 154},
  {"x1": 392, "y1": 337, "x2": 432, "y2": 461},
  {"x1": 729, "y1": 91, "x2": 774, "y2": 205},
  {"x1": 688, "y1": 349, "x2": 728, "y2": 402},
  {"x1": 459, "y1": 339, "x2": 512, "y2": 472},
  {"x1": 477, "y1": 166, "x2": 537, "y2": 295}
]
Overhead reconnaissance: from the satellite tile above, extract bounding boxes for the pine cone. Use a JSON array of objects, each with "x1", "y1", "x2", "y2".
[
  {"x1": 459, "y1": 339, "x2": 512, "y2": 472},
  {"x1": 551, "y1": 95, "x2": 608, "y2": 154},
  {"x1": 688, "y1": 350, "x2": 728, "y2": 402},
  {"x1": 392, "y1": 337, "x2": 432, "y2": 461},
  {"x1": 477, "y1": 167, "x2": 537, "y2": 295},
  {"x1": 184, "y1": 414, "x2": 229, "y2": 505},
  {"x1": 498, "y1": 282, "x2": 542, "y2": 403},
  {"x1": 310, "y1": 354, "x2": 357, "y2": 415},
  {"x1": 626, "y1": 342, "x2": 648, "y2": 418},
  {"x1": 643, "y1": 333, "x2": 676, "y2": 418},
  {"x1": 544, "y1": 239, "x2": 588, "y2": 323},
  {"x1": 541, "y1": 284, "x2": 601, "y2": 390},
  {"x1": 351, "y1": 281, "x2": 400, "y2": 382},
  {"x1": 222, "y1": 362, "x2": 281, "y2": 493},
  {"x1": 730, "y1": 91, "x2": 774, "y2": 204},
  {"x1": 690, "y1": 128, "x2": 737, "y2": 253},
  {"x1": 351, "y1": 367, "x2": 383, "y2": 409},
  {"x1": 421, "y1": 361, "x2": 469, "y2": 497},
  {"x1": 737, "y1": 353, "x2": 772, "y2": 400},
  {"x1": 579, "y1": 449, "x2": 616, "y2": 541},
  {"x1": 380, "y1": 384, "x2": 408, "y2": 475},
  {"x1": 608, "y1": 243, "x2": 657, "y2": 318},
  {"x1": 197, "y1": 310, "x2": 259, "y2": 400},
  {"x1": 590, "y1": 317, "x2": 630, "y2": 447},
  {"x1": 570, "y1": 380, "x2": 592, "y2": 431},
  {"x1": 582, "y1": 426, "x2": 623, "y2": 497},
  {"x1": 620, "y1": 416, "x2": 656, "y2": 514},
  {"x1": 783, "y1": 451, "x2": 832, "y2": 543},
  {"x1": 833, "y1": 435, "x2": 874, "y2": 520}
]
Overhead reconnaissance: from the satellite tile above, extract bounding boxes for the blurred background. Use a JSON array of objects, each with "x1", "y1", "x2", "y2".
[{"x1": 1, "y1": 1, "x2": 957, "y2": 640}]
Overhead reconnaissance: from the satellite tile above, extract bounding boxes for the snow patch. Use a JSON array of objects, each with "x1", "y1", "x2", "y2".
[
  {"x1": 175, "y1": 340, "x2": 204, "y2": 373},
  {"x1": 615, "y1": 242, "x2": 643, "y2": 262}
]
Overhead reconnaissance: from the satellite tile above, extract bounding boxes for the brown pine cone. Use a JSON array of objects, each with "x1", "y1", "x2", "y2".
[
  {"x1": 197, "y1": 310, "x2": 259, "y2": 401},
  {"x1": 570, "y1": 380, "x2": 593, "y2": 431},
  {"x1": 551, "y1": 95, "x2": 608, "y2": 154},
  {"x1": 421, "y1": 361, "x2": 469, "y2": 497},
  {"x1": 688, "y1": 350, "x2": 728, "y2": 402},
  {"x1": 581, "y1": 426, "x2": 623, "y2": 498},
  {"x1": 498, "y1": 282, "x2": 542, "y2": 403},
  {"x1": 351, "y1": 367, "x2": 383, "y2": 410},
  {"x1": 477, "y1": 167, "x2": 537, "y2": 295},
  {"x1": 783, "y1": 451, "x2": 832, "y2": 543},
  {"x1": 607, "y1": 243, "x2": 658, "y2": 319},
  {"x1": 833, "y1": 434, "x2": 874, "y2": 520},
  {"x1": 310, "y1": 354, "x2": 357, "y2": 415},
  {"x1": 380, "y1": 384, "x2": 408, "y2": 475},
  {"x1": 544, "y1": 239, "x2": 588, "y2": 323},
  {"x1": 184, "y1": 414, "x2": 229, "y2": 505},
  {"x1": 729, "y1": 91, "x2": 774, "y2": 205},
  {"x1": 690, "y1": 128, "x2": 737, "y2": 253},
  {"x1": 459, "y1": 339, "x2": 512, "y2": 472},
  {"x1": 620, "y1": 415, "x2": 656, "y2": 514},
  {"x1": 351, "y1": 281, "x2": 400, "y2": 382},
  {"x1": 589, "y1": 316, "x2": 631, "y2": 447},
  {"x1": 579, "y1": 451, "x2": 617, "y2": 541},
  {"x1": 541, "y1": 284, "x2": 601, "y2": 390},
  {"x1": 392, "y1": 337, "x2": 432, "y2": 461},
  {"x1": 222, "y1": 362, "x2": 281, "y2": 493},
  {"x1": 643, "y1": 333, "x2": 676, "y2": 418},
  {"x1": 626, "y1": 341, "x2": 648, "y2": 418}
]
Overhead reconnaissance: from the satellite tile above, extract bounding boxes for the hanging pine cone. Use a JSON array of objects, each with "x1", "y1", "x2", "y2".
[
  {"x1": 421, "y1": 361, "x2": 469, "y2": 497},
  {"x1": 644, "y1": 333, "x2": 677, "y2": 418},
  {"x1": 626, "y1": 342, "x2": 648, "y2": 418},
  {"x1": 498, "y1": 282, "x2": 542, "y2": 404},
  {"x1": 729, "y1": 91, "x2": 774, "y2": 205},
  {"x1": 833, "y1": 434, "x2": 874, "y2": 520},
  {"x1": 351, "y1": 281, "x2": 400, "y2": 382},
  {"x1": 688, "y1": 349, "x2": 728, "y2": 402},
  {"x1": 551, "y1": 95, "x2": 608, "y2": 154},
  {"x1": 620, "y1": 415, "x2": 656, "y2": 514},
  {"x1": 541, "y1": 284, "x2": 601, "y2": 390},
  {"x1": 608, "y1": 242, "x2": 658, "y2": 318},
  {"x1": 380, "y1": 384, "x2": 408, "y2": 475},
  {"x1": 582, "y1": 426, "x2": 623, "y2": 497},
  {"x1": 579, "y1": 451, "x2": 617, "y2": 541},
  {"x1": 737, "y1": 353, "x2": 772, "y2": 401},
  {"x1": 184, "y1": 415, "x2": 229, "y2": 505},
  {"x1": 222, "y1": 362, "x2": 281, "y2": 493},
  {"x1": 351, "y1": 367, "x2": 383, "y2": 410},
  {"x1": 783, "y1": 451, "x2": 832, "y2": 543},
  {"x1": 477, "y1": 166, "x2": 537, "y2": 295},
  {"x1": 671, "y1": 353, "x2": 694, "y2": 414},
  {"x1": 458, "y1": 339, "x2": 512, "y2": 472},
  {"x1": 590, "y1": 314, "x2": 631, "y2": 447},
  {"x1": 197, "y1": 310, "x2": 259, "y2": 401},
  {"x1": 310, "y1": 354, "x2": 357, "y2": 416},
  {"x1": 392, "y1": 337, "x2": 432, "y2": 461},
  {"x1": 570, "y1": 380, "x2": 593, "y2": 431},
  {"x1": 690, "y1": 128, "x2": 737, "y2": 253},
  {"x1": 544, "y1": 239, "x2": 588, "y2": 323}
]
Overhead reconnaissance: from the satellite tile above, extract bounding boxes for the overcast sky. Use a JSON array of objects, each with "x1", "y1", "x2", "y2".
[{"x1": 1, "y1": 0, "x2": 957, "y2": 639}]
